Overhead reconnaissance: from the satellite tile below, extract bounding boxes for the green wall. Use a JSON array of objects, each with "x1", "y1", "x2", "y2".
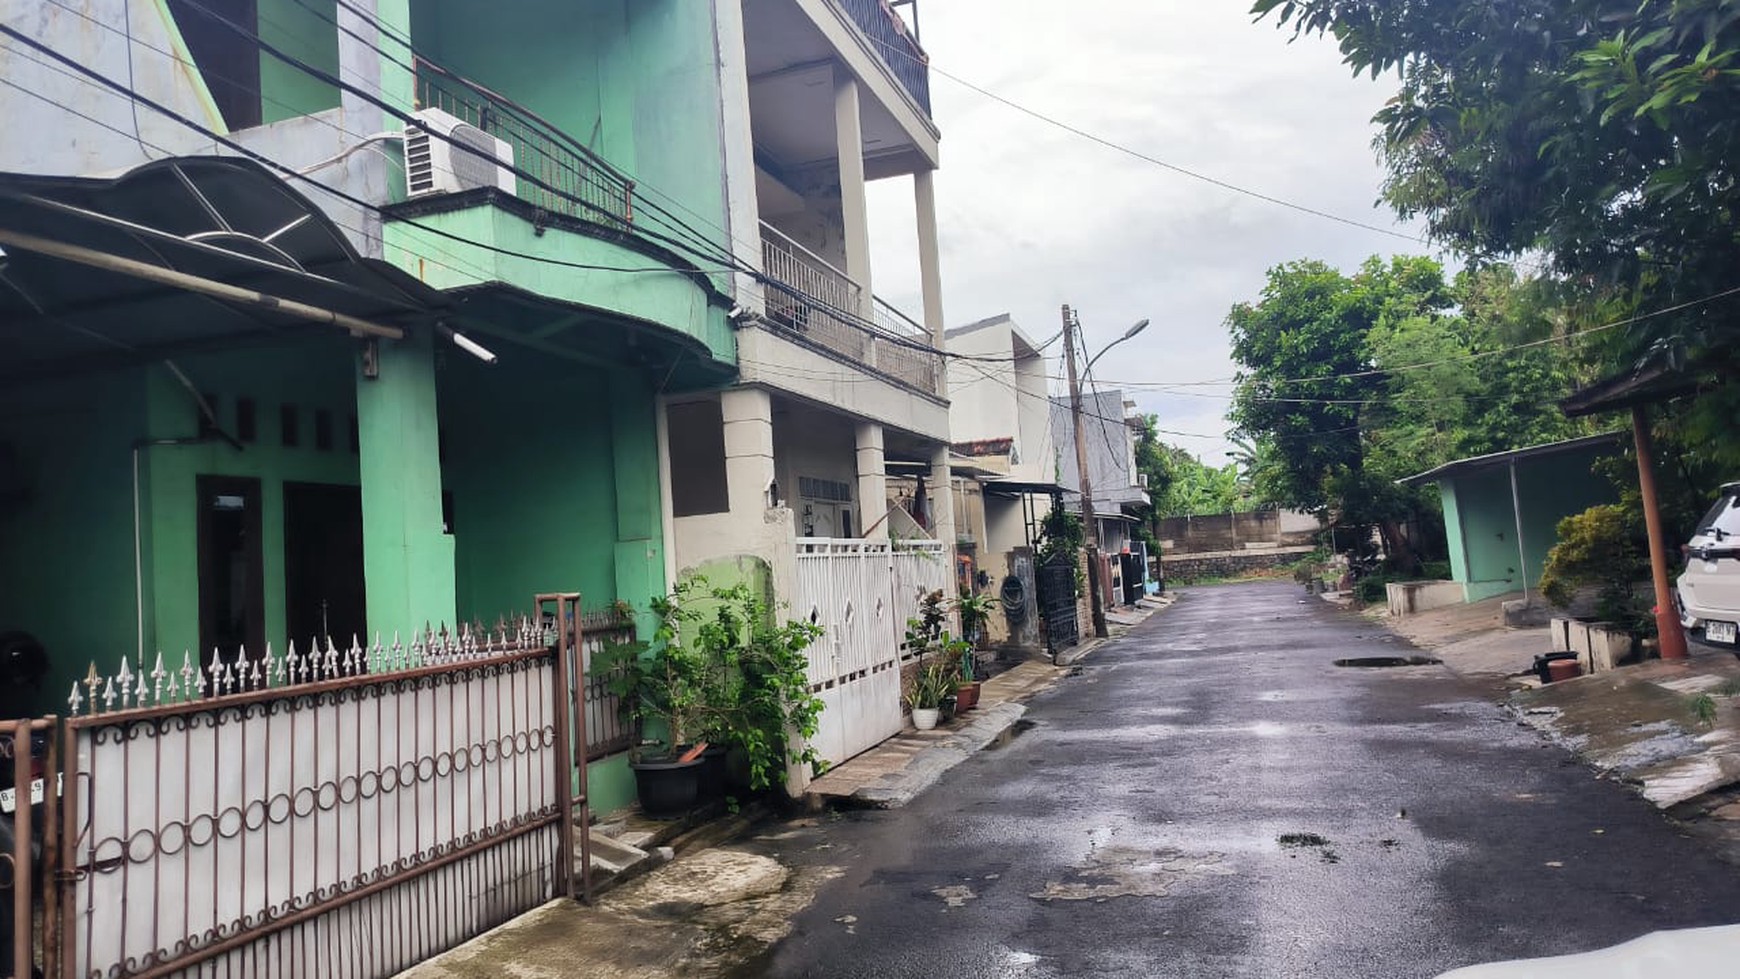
[
  {"x1": 0, "y1": 374, "x2": 146, "y2": 715},
  {"x1": 1441, "y1": 445, "x2": 1620, "y2": 603},
  {"x1": 385, "y1": 206, "x2": 736, "y2": 365},
  {"x1": 439, "y1": 354, "x2": 618, "y2": 621},
  {"x1": 258, "y1": 0, "x2": 342, "y2": 124},
  {"x1": 396, "y1": 0, "x2": 737, "y2": 366},
  {"x1": 437, "y1": 353, "x2": 666, "y2": 817},
  {"x1": 142, "y1": 342, "x2": 362, "y2": 659}
]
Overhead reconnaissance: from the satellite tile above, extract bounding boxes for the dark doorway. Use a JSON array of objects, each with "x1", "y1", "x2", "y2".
[
  {"x1": 283, "y1": 481, "x2": 367, "y2": 653},
  {"x1": 197, "y1": 475, "x2": 266, "y2": 669}
]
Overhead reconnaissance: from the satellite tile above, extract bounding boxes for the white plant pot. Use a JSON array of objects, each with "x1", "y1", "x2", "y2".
[{"x1": 911, "y1": 708, "x2": 940, "y2": 731}]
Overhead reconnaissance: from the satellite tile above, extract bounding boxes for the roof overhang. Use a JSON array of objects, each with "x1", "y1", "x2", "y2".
[
  {"x1": 0, "y1": 156, "x2": 445, "y2": 383},
  {"x1": 1398, "y1": 432, "x2": 1626, "y2": 487},
  {"x1": 1559, "y1": 362, "x2": 1709, "y2": 417}
]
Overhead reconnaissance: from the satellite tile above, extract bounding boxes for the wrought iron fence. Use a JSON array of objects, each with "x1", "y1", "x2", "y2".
[
  {"x1": 413, "y1": 61, "x2": 634, "y2": 227},
  {"x1": 577, "y1": 611, "x2": 638, "y2": 760},
  {"x1": 50, "y1": 603, "x2": 595, "y2": 979},
  {"x1": 837, "y1": 0, "x2": 932, "y2": 114}
]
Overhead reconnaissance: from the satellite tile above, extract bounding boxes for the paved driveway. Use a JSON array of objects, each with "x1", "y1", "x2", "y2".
[{"x1": 749, "y1": 581, "x2": 1740, "y2": 978}]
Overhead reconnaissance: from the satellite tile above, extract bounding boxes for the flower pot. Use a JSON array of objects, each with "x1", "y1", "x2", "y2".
[
  {"x1": 939, "y1": 695, "x2": 957, "y2": 723},
  {"x1": 954, "y1": 681, "x2": 981, "y2": 713},
  {"x1": 630, "y1": 755, "x2": 705, "y2": 818},
  {"x1": 693, "y1": 744, "x2": 729, "y2": 802},
  {"x1": 911, "y1": 707, "x2": 940, "y2": 731}
]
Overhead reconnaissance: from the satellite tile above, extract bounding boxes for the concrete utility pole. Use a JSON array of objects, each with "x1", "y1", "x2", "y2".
[{"x1": 1061, "y1": 304, "x2": 1109, "y2": 639}]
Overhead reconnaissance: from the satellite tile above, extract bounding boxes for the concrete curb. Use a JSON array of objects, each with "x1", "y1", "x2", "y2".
[{"x1": 850, "y1": 702, "x2": 1028, "y2": 809}]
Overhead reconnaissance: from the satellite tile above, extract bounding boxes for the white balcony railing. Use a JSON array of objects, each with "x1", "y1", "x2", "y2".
[{"x1": 759, "y1": 221, "x2": 943, "y2": 397}]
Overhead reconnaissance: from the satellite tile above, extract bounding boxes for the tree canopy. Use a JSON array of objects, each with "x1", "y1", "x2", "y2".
[
  {"x1": 1252, "y1": 0, "x2": 1740, "y2": 468},
  {"x1": 1225, "y1": 255, "x2": 1586, "y2": 565}
]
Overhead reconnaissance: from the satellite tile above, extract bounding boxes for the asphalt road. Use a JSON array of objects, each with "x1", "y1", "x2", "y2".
[{"x1": 745, "y1": 581, "x2": 1740, "y2": 979}]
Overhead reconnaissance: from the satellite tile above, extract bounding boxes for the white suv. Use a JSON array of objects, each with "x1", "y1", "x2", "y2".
[{"x1": 1677, "y1": 481, "x2": 1740, "y2": 652}]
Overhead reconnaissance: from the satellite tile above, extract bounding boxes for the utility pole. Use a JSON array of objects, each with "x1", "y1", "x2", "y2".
[{"x1": 1062, "y1": 304, "x2": 1109, "y2": 639}]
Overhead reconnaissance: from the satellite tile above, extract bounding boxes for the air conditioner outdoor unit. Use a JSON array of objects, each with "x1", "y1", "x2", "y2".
[{"x1": 404, "y1": 107, "x2": 516, "y2": 199}]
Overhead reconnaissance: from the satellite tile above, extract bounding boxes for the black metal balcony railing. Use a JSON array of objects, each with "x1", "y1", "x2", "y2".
[
  {"x1": 413, "y1": 60, "x2": 635, "y2": 226},
  {"x1": 838, "y1": 0, "x2": 932, "y2": 115}
]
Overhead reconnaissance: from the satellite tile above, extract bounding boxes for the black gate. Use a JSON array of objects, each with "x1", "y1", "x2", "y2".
[{"x1": 1036, "y1": 552, "x2": 1080, "y2": 654}]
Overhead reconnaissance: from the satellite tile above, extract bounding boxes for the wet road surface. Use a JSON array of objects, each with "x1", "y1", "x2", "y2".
[{"x1": 745, "y1": 581, "x2": 1740, "y2": 978}]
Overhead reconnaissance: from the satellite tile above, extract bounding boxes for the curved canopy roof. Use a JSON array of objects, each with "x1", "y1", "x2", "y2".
[{"x1": 0, "y1": 156, "x2": 446, "y2": 381}]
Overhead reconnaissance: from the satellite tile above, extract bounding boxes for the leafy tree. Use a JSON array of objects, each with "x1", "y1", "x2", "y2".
[
  {"x1": 1227, "y1": 256, "x2": 1588, "y2": 569},
  {"x1": 1252, "y1": 0, "x2": 1740, "y2": 467},
  {"x1": 1227, "y1": 256, "x2": 1452, "y2": 565}
]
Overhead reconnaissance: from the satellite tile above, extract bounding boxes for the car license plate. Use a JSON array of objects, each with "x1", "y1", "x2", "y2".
[
  {"x1": 1707, "y1": 620, "x2": 1739, "y2": 645},
  {"x1": 0, "y1": 773, "x2": 61, "y2": 814}
]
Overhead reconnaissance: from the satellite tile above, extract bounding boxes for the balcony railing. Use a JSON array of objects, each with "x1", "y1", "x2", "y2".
[
  {"x1": 872, "y1": 296, "x2": 942, "y2": 396},
  {"x1": 761, "y1": 221, "x2": 869, "y2": 363},
  {"x1": 838, "y1": 0, "x2": 932, "y2": 115},
  {"x1": 413, "y1": 60, "x2": 635, "y2": 226},
  {"x1": 759, "y1": 221, "x2": 943, "y2": 397}
]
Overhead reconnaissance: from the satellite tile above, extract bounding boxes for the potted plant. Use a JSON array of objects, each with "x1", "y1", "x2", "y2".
[
  {"x1": 906, "y1": 657, "x2": 953, "y2": 730},
  {"x1": 690, "y1": 581, "x2": 827, "y2": 795},
  {"x1": 905, "y1": 591, "x2": 963, "y2": 730},
  {"x1": 597, "y1": 586, "x2": 712, "y2": 818},
  {"x1": 955, "y1": 589, "x2": 1000, "y2": 650},
  {"x1": 602, "y1": 578, "x2": 829, "y2": 814}
]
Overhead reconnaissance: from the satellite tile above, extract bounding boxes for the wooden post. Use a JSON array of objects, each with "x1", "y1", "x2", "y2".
[{"x1": 1632, "y1": 406, "x2": 1689, "y2": 660}]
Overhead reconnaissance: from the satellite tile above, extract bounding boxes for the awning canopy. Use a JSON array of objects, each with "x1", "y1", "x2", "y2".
[
  {"x1": 0, "y1": 156, "x2": 446, "y2": 382},
  {"x1": 1559, "y1": 362, "x2": 1706, "y2": 417},
  {"x1": 981, "y1": 478, "x2": 1067, "y2": 498},
  {"x1": 1398, "y1": 432, "x2": 1626, "y2": 486}
]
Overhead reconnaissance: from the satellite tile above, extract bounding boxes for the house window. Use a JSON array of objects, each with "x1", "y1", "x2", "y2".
[
  {"x1": 166, "y1": 0, "x2": 342, "y2": 131},
  {"x1": 668, "y1": 400, "x2": 729, "y2": 517},
  {"x1": 280, "y1": 403, "x2": 300, "y2": 447},
  {"x1": 314, "y1": 409, "x2": 333, "y2": 451},
  {"x1": 236, "y1": 397, "x2": 257, "y2": 442}
]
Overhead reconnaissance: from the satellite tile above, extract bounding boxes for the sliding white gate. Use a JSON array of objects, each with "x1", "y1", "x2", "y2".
[{"x1": 794, "y1": 538, "x2": 951, "y2": 767}]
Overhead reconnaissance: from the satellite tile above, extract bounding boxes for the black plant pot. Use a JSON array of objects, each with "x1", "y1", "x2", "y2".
[
  {"x1": 630, "y1": 755, "x2": 704, "y2": 818},
  {"x1": 696, "y1": 744, "x2": 729, "y2": 802}
]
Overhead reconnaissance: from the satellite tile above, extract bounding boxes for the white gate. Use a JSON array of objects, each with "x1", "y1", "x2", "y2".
[{"x1": 793, "y1": 538, "x2": 953, "y2": 768}]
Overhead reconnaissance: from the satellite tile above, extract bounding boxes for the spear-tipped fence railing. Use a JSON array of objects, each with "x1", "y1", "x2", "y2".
[{"x1": 45, "y1": 599, "x2": 609, "y2": 979}]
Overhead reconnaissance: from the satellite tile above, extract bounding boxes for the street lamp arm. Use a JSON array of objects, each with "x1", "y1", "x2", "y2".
[{"x1": 1084, "y1": 318, "x2": 1150, "y2": 374}]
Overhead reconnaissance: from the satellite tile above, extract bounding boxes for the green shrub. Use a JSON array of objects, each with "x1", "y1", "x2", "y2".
[
  {"x1": 1357, "y1": 576, "x2": 1390, "y2": 604},
  {"x1": 1538, "y1": 504, "x2": 1653, "y2": 636}
]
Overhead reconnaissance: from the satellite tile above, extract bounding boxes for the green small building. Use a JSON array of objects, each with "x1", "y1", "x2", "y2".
[{"x1": 1400, "y1": 433, "x2": 1625, "y2": 604}]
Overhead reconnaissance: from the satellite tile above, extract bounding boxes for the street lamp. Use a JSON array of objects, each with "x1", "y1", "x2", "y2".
[{"x1": 1062, "y1": 306, "x2": 1148, "y2": 639}]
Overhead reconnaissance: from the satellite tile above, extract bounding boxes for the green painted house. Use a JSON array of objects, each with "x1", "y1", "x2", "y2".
[
  {"x1": 0, "y1": 0, "x2": 745, "y2": 813},
  {"x1": 1400, "y1": 433, "x2": 1625, "y2": 604}
]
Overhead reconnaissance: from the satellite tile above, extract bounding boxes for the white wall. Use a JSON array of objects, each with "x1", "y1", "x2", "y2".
[
  {"x1": 945, "y1": 315, "x2": 1056, "y2": 482},
  {"x1": 737, "y1": 327, "x2": 951, "y2": 442}
]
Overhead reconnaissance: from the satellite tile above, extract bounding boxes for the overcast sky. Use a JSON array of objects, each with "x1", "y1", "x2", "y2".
[{"x1": 867, "y1": 0, "x2": 1427, "y2": 464}]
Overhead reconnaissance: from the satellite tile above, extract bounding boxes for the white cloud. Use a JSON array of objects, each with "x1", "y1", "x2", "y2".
[{"x1": 867, "y1": 0, "x2": 1429, "y2": 461}]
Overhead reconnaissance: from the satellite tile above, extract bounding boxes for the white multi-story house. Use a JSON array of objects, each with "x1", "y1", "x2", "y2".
[
  {"x1": 660, "y1": 0, "x2": 956, "y2": 776},
  {"x1": 940, "y1": 313, "x2": 1060, "y2": 647}
]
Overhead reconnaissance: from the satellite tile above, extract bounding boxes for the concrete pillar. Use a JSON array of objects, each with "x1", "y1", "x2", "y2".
[
  {"x1": 856, "y1": 422, "x2": 887, "y2": 540},
  {"x1": 914, "y1": 168, "x2": 945, "y2": 344},
  {"x1": 722, "y1": 388, "x2": 776, "y2": 516},
  {"x1": 833, "y1": 68, "x2": 872, "y2": 309},
  {"x1": 711, "y1": 0, "x2": 765, "y2": 311},
  {"x1": 356, "y1": 330, "x2": 455, "y2": 635},
  {"x1": 610, "y1": 373, "x2": 664, "y2": 640},
  {"x1": 929, "y1": 444, "x2": 957, "y2": 548}
]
